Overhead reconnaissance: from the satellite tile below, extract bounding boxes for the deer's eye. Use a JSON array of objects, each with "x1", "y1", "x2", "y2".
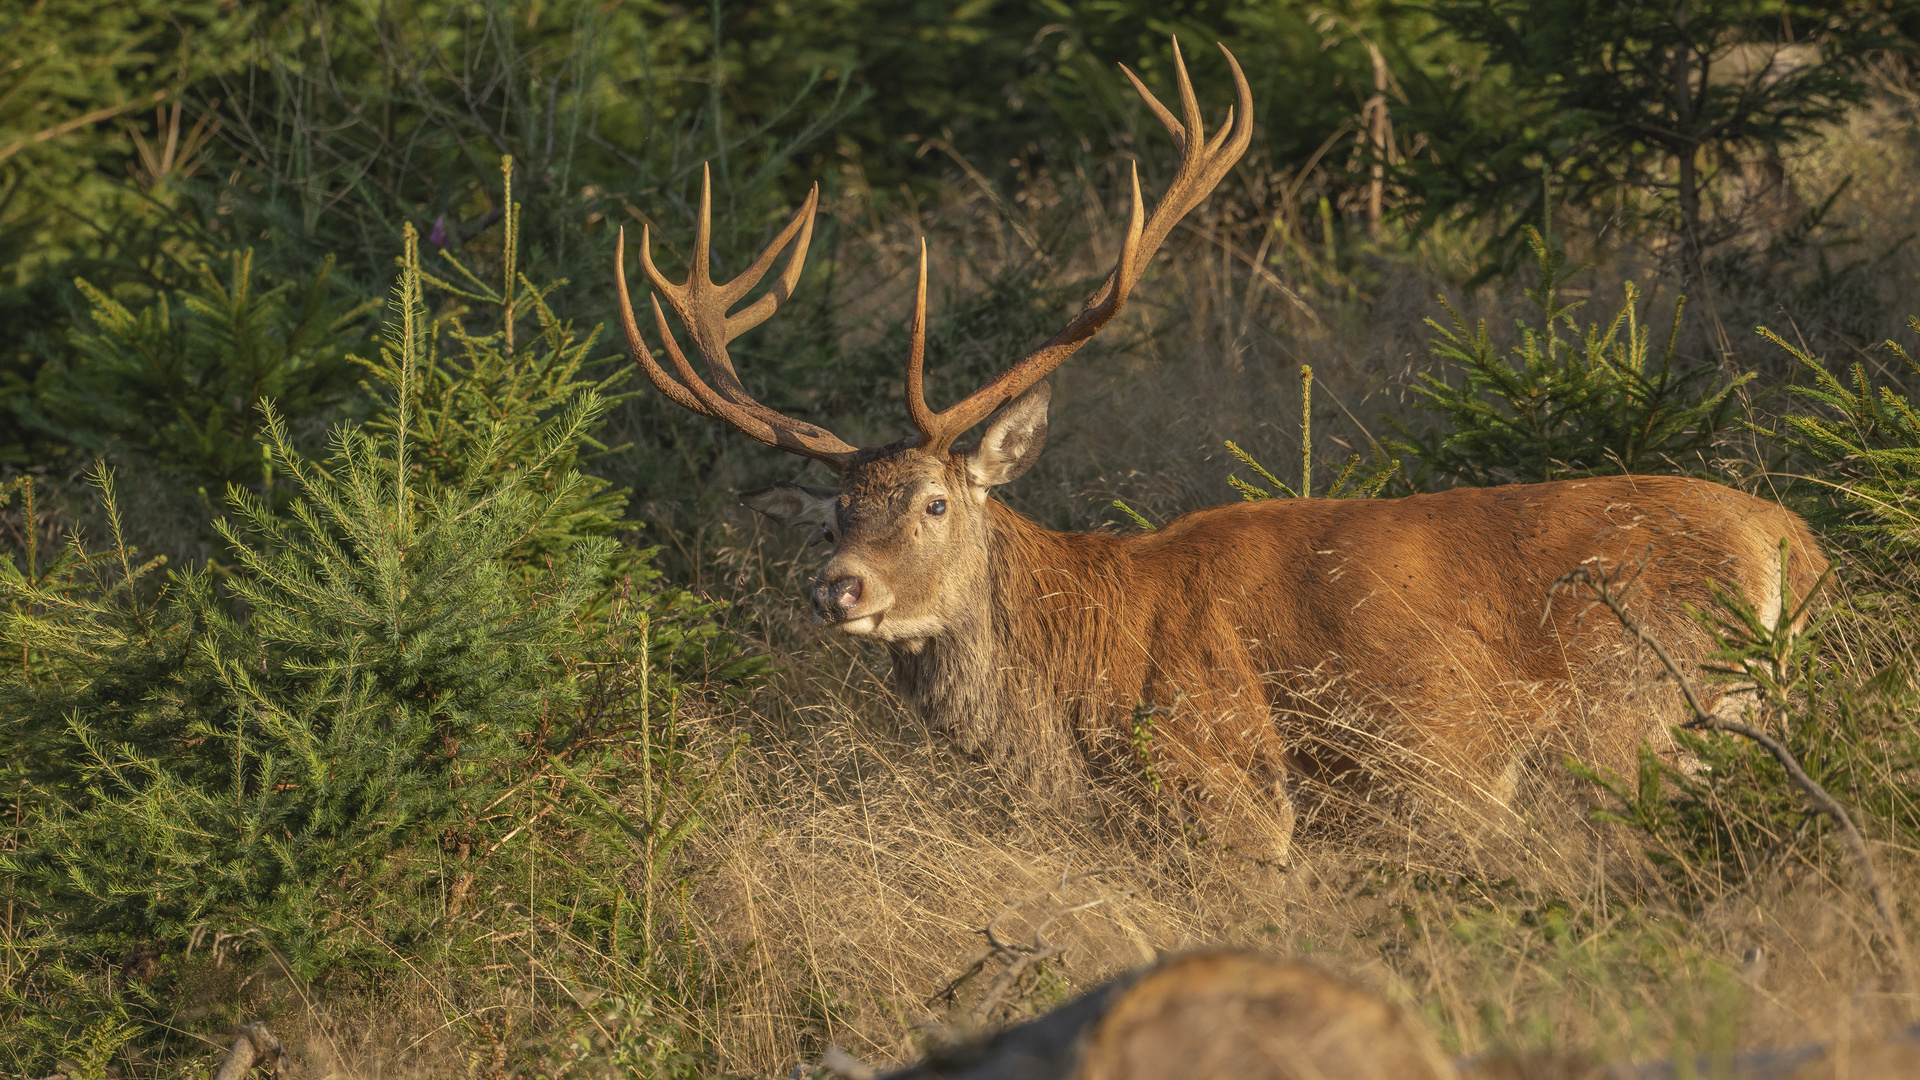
[{"x1": 927, "y1": 499, "x2": 948, "y2": 517}]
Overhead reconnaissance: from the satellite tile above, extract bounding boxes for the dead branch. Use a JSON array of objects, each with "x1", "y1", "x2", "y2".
[{"x1": 1548, "y1": 561, "x2": 1916, "y2": 996}]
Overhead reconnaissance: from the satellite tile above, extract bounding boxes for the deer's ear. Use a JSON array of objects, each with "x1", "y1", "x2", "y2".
[
  {"x1": 742, "y1": 482, "x2": 842, "y2": 545},
  {"x1": 965, "y1": 382, "x2": 1050, "y2": 495}
]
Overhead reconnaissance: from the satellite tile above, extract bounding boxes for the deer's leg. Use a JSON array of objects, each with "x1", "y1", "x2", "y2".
[{"x1": 1140, "y1": 675, "x2": 1297, "y2": 866}]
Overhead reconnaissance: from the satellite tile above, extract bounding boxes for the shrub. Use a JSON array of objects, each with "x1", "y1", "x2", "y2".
[
  {"x1": 0, "y1": 181, "x2": 758, "y2": 1069},
  {"x1": 27, "y1": 250, "x2": 374, "y2": 497},
  {"x1": 1394, "y1": 228, "x2": 1753, "y2": 487},
  {"x1": 1763, "y1": 318, "x2": 1920, "y2": 555},
  {"x1": 1573, "y1": 545, "x2": 1919, "y2": 909}
]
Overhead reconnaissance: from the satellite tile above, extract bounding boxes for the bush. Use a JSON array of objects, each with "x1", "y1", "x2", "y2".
[
  {"x1": 1764, "y1": 317, "x2": 1920, "y2": 555},
  {"x1": 1573, "y1": 542, "x2": 1919, "y2": 909},
  {"x1": 1394, "y1": 228, "x2": 1754, "y2": 487},
  {"x1": 26, "y1": 251, "x2": 374, "y2": 498},
  {"x1": 0, "y1": 182, "x2": 759, "y2": 1070}
]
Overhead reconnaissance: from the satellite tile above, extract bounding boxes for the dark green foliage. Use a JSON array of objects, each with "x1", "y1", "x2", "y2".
[
  {"x1": 1764, "y1": 318, "x2": 1920, "y2": 554},
  {"x1": 9, "y1": 0, "x2": 1902, "y2": 515},
  {"x1": 188, "y1": 0, "x2": 867, "y2": 304},
  {"x1": 24, "y1": 251, "x2": 374, "y2": 494},
  {"x1": 1412, "y1": 0, "x2": 1893, "y2": 274},
  {"x1": 1394, "y1": 229, "x2": 1753, "y2": 487},
  {"x1": 0, "y1": 1, "x2": 258, "y2": 464}
]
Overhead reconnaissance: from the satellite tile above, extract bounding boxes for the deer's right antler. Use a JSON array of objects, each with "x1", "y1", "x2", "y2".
[{"x1": 615, "y1": 164, "x2": 859, "y2": 469}]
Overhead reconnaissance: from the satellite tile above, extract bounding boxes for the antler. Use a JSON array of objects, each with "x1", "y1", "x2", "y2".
[
  {"x1": 905, "y1": 38, "x2": 1254, "y2": 452},
  {"x1": 615, "y1": 163, "x2": 859, "y2": 468}
]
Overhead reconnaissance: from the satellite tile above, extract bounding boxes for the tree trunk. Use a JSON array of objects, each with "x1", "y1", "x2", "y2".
[
  {"x1": 1365, "y1": 43, "x2": 1390, "y2": 240},
  {"x1": 1670, "y1": 1, "x2": 1704, "y2": 283}
]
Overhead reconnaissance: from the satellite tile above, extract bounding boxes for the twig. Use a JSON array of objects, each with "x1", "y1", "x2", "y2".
[
  {"x1": 926, "y1": 864, "x2": 1136, "y2": 1027},
  {"x1": 212, "y1": 1023, "x2": 290, "y2": 1080},
  {"x1": 968, "y1": 942, "x2": 1060, "y2": 1027},
  {"x1": 1548, "y1": 561, "x2": 1916, "y2": 996}
]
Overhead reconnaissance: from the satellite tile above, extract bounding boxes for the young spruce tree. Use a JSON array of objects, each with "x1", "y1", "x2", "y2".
[{"x1": 0, "y1": 161, "x2": 756, "y2": 1054}]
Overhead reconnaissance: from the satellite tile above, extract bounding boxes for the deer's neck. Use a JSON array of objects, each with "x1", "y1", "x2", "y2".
[{"x1": 887, "y1": 501, "x2": 1134, "y2": 798}]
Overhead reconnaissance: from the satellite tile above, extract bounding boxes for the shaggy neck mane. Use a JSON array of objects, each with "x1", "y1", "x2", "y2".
[{"x1": 888, "y1": 500, "x2": 1137, "y2": 797}]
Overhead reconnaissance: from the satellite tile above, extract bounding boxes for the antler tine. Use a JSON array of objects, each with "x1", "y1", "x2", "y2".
[
  {"x1": 637, "y1": 221, "x2": 787, "y2": 426},
  {"x1": 1173, "y1": 38, "x2": 1204, "y2": 152},
  {"x1": 722, "y1": 182, "x2": 819, "y2": 334},
  {"x1": 636, "y1": 165, "x2": 815, "y2": 410},
  {"x1": 905, "y1": 239, "x2": 938, "y2": 441},
  {"x1": 615, "y1": 191, "x2": 860, "y2": 468},
  {"x1": 907, "y1": 38, "x2": 1253, "y2": 452},
  {"x1": 1124, "y1": 40, "x2": 1254, "y2": 267},
  {"x1": 615, "y1": 229, "x2": 719, "y2": 419}
]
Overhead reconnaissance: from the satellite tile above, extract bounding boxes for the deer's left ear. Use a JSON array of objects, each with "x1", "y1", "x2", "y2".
[
  {"x1": 742, "y1": 481, "x2": 842, "y2": 545},
  {"x1": 964, "y1": 382, "x2": 1050, "y2": 497}
]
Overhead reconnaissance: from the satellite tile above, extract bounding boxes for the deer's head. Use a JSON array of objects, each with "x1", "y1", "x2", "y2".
[{"x1": 615, "y1": 39, "x2": 1252, "y2": 642}]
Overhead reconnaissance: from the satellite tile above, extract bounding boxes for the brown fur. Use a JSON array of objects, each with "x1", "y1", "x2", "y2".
[{"x1": 759, "y1": 434, "x2": 1825, "y2": 864}]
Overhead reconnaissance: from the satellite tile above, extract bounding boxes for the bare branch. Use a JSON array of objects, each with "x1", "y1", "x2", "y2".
[
  {"x1": 1550, "y1": 560, "x2": 1915, "y2": 995},
  {"x1": 933, "y1": 865, "x2": 1137, "y2": 1027}
]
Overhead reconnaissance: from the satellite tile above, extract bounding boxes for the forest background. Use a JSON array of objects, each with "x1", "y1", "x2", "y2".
[{"x1": 7, "y1": 1, "x2": 1920, "y2": 1077}]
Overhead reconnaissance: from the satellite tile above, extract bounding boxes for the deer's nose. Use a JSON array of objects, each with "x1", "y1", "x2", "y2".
[{"x1": 814, "y1": 575, "x2": 864, "y2": 620}]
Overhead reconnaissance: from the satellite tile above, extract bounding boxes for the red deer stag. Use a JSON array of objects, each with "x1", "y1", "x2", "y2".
[{"x1": 615, "y1": 40, "x2": 1825, "y2": 865}]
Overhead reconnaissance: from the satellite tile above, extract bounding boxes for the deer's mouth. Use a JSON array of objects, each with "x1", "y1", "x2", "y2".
[{"x1": 835, "y1": 612, "x2": 883, "y2": 635}]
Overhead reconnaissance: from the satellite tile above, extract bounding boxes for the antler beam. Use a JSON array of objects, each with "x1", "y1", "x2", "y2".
[
  {"x1": 615, "y1": 37, "x2": 1251, "y2": 469},
  {"x1": 615, "y1": 164, "x2": 858, "y2": 468}
]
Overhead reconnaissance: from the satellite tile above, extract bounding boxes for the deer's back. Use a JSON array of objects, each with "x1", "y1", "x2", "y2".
[{"x1": 1121, "y1": 475, "x2": 1821, "y2": 767}]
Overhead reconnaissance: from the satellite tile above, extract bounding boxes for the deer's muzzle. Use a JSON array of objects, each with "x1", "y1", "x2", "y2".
[{"x1": 813, "y1": 571, "x2": 890, "y2": 634}]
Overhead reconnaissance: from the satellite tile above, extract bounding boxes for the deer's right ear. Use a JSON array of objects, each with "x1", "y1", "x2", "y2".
[{"x1": 742, "y1": 482, "x2": 842, "y2": 545}]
